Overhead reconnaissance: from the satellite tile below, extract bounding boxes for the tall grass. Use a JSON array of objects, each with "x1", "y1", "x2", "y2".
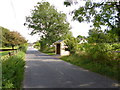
[
  {"x1": 61, "y1": 54, "x2": 119, "y2": 81},
  {"x1": 1, "y1": 44, "x2": 28, "y2": 89},
  {"x1": 0, "y1": 51, "x2": 14, "y2": 56},
  {"x1": 1, "y1": 51, "x2": 25, "y2": 89}
]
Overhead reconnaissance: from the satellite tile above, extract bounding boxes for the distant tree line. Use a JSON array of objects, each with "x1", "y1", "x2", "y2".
[{"x1": 0, "y1": 26, "x2": 27, "y2": 49}]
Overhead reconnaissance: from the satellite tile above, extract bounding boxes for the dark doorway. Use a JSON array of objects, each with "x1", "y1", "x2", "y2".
[{"x1": 56, "y1": 44, "x2": 60, "y2": 54}]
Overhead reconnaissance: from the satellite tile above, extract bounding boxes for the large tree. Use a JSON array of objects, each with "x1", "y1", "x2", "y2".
[
  {"x1": 25, "y1": 2, "x2": 71, "y2": 46},
  {"x1": 0, "y1": 26, "x2": 27, "y2": 48},
  {"x1": 6, "y1": 31, "x2": 27, "y2": 49},
  {"x1": 0, "y1": 26, "x2": 10, "y2": 47},
  {"x1": 64, "y1": 1, "x2": 120, "y2": 41}
]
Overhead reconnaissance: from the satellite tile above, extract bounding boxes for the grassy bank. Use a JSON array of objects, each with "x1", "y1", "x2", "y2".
[
  {"x1": 0, "y1": 51, "x2": 15, "y2": 56},
  {"x1": 0, "y1": 46, "x2": 18, "y2": 49},
  {"x1": 41, "y1": 51, "x2": 55, "y2": 55},
  {"x1": 1, "y1": 51, "x2": 25, "y2": 89},
  {"x1": 39, "y1": 46, "x2": 55, "y2": 55},
  {"x1": 1, "y1": 44, "x2": 27, "y2": 89},
  {"x1": 60, "y1": 54, "x2": 120, "y2": 81},
  {"x1": 0, "y1": 51, "x2": 10, "y2": 56}
]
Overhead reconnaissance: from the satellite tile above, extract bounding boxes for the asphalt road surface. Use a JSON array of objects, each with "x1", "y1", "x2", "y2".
[{"x1": 23, "y1": 47, "x2": 119, "y2": 88}]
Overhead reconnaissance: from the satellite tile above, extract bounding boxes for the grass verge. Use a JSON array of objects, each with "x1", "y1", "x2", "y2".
[
  {"x1": 60, "y1": 54, "x2": 120, "y2": 82},
  {"x1": 42, "y1": 51, "x2": 55, "y2": 55},
  {"x1": 0, "y1": 51, "x2": 14, "y2": 56},
  {"x1": 1, "y1": 51, "x2": 26, "y2": 89},
  {"x1": 0, "y1": 46, "x2": 18, "y2": 49},
  {"x1": 39, "y1": 49, "x2": 55, "y2": 55}
]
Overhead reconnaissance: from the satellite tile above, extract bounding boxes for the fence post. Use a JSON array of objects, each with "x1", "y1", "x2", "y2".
[{"x1": 8, "y1": 52, "x2": 11, "y2": 56}]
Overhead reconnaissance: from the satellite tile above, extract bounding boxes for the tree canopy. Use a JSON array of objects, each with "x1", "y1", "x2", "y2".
[
  {"x1": 64, "y1": 1, "x2": 120, "y2": 42},
  {"x1": 0, "y1": 26, "x2": 27, "y2": 48},
  {"x1": 25, "y1": 2, "x2": 71, "y2": 46},
  {"x1": 88, "y1": 28, "x2": 119, "y2": 43},
  {"x1": 6, "y1": 31, "x2": 27, "y2": 48},
  {"x1": 0, "y1": 26, "x2": 10, "y2": 46}
]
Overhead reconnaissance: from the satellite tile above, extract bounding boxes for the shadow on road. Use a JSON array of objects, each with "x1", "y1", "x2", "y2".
[{"x1": 23, "y1": 48, "x2": 119, "y2": 88}]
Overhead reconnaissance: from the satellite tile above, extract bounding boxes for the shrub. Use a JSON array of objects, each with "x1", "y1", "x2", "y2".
[
  {"x1": 61, "y1": 42, "x2": 120, "y2": 81},
  {"x1": 40, "y1": 46, "x2": 55, "y2": 53},
  {"x1": 61, "y1": 52, "x2": 120, "y2": 81},
  {"x1": 2, "y1": 51, "x2": 25, "y2": 89},
  {"x1": 18, "y1": 44, "x2": 28, "y2": 52},
  {"x1": 76, "y1": 43, "x2": 120, "y2": 73},
  {"x1": 64, "y1": 37, "x2": 79, "y2": 53},
  {"x1": 34, "y1": 42, "x2": 40, "y2": 49},
  {"x1": 112, "y1": 43, "x2": 120, "y2": 51}
]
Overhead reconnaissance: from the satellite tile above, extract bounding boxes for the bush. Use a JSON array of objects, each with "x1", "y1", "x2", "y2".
[
  {"x1": 78, "y1": 43, "x2": 118, "y2": 65},
  {"x1": 34, "y1": 42, "x2": 40, "y2": 49},
  {"x1": 61, "y1": 53, "x2": 120, "y2": 81},
  {"x1": 64, "y1": 37, "x2": 79, "y2": 53},
  {"x1": 61, "y1": 43, "x2": 120, "y2": 81},
  {"x1": 18, "y1": 44, "x2": 28, "y2": 52},
  {"x1": 112, "y1": 43, "x2": 120, "y2": 51},
  {"x1": 40, "y1": 46, "x2": 55, "y2": 53},
  {"x1": 2, "y1": 51, "x2": 25, "y2": 89}
]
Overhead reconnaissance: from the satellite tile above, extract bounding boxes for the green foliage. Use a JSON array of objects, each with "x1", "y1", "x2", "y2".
[
  {"x1": 18, "y1": 43, "x2": 28, "y2": 53},
  {"x1": 112, "y1": 43, "x2": 120, "y2": 51},
  {"x1": 39, "y1": 38, "x2": 48, "y2": 51},
  {"x1": 63, "y1": 1, "x2": 120, "y2": 80},
  {"x1": 45, "y1": 52, "x2": 55, "y2": 55},
  {"x1": 40, "y1": 45, "x2": 55, "y2": 54},
  {"x1": 1, "y1": 51, "x2": 26, "y2": 89},
  {"x1": 0, "y1": 51, "x2": 13, "y2": 56},
  {"x1": 64, "y1": 35, "x2": 87, "y2": 53},
  {"x1": 61, "y1": 51, "x2": 120, "y2": 81},
  {"x1": 25, "y1": 1, "x2": 71, "y2": 47},
  {"x1": 88, "y1": 28, "x2": 119, "y2": 43},
  {"x1": 0, "y1": 26, "x2": 27, "y2": 48},
  {"x1": 76, "y1": 35, "x2": 87, "y2": 43},
  {"x1": 33, "y1": 41, "x2": 40, "y2": 49},
  {"x1": 6, "y1": 31, "x2": 27, "y2": 49},
  {"x1": 85, "y1": 44, "x2": 117, "y2": 64},
  {"x1": 0, "y1": 26, "x2": 10, "y2": 47},
  {"x1": 73, "y1": 2, "x2": 119, "y2": 27},
  {"x1": 65, "y1": 1, "x2": 120, "y2": 41},
  {"x1": 64, "y1": 0, "x2": 78, "y2": 7},
  {"x1": 64, "y1": 37, "x2": 78, "y2": 53},
  {"x1": 64, "y1": 1, "x2": 71, "y2": 7},
  {"x1": 61, "y1": 42, "x2": 120, "y2": 81}
]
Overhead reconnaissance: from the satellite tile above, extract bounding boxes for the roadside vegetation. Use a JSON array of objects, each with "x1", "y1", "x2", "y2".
[
  {"x1": 60, "y1": 43, "x2": 120, "y2": 81},
  {"x1": 33, "y1": 41, "x2": 55, "y2": 55},
  {"x1": 1, "y1": 44, "x2": 28, "y2": 89},
  {"x1": 0, "y1": 26, "x2": 27, "y2": 49},
  {"x1": 40, "y1": 47, "x2": 55, "y2": 55},
  {"x1": 61, "y1": 1, "x2": 120, "y2": 81},
  {"x1": 26, "y1": 1, "x2": 120, "y2": 82},
  {"x1": 0, "y1": 26, "x2": 28, "y2": 89},
  {"x1": 0, "y1": 51, "x2": 13, "y2": 56}
]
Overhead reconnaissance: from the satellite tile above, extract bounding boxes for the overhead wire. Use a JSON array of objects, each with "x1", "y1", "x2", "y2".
[{"x1": 10, "y1": 0, "x2": 18, "y2": 29}]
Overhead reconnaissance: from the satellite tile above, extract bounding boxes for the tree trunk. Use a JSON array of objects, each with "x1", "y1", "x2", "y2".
[{"x1": 12, "y1": 45, "x2": 14, "y2": 49}]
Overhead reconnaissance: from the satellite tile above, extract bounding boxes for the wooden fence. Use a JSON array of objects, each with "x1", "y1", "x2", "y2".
[{"x1": 0, "y1": 49, "x2": 18, "y2": 57}]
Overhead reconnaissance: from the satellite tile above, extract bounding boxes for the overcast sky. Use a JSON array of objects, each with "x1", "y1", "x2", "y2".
[{"x1": 0, "y1": 0, "x2": 90, "y2": 43}]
